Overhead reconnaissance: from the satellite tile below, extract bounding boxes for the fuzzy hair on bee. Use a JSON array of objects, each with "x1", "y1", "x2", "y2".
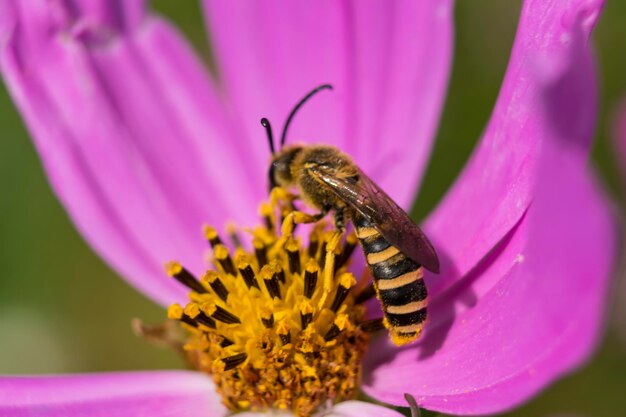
[
  {"x1": 261, "y1": 85, "x2": 440, "y2": 345},
  {"x1": 272, "y1": 145, "x2": 357, "y2": 216}
]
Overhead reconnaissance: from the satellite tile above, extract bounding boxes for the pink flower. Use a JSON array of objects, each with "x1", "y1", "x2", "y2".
[{"x1": 0, "y1": 0, "x2": 616, "y2": 416}]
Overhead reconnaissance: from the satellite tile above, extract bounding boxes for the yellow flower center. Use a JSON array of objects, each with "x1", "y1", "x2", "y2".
[{"x1": 164, "y1": 191, "x2": 380, "y2": 417}]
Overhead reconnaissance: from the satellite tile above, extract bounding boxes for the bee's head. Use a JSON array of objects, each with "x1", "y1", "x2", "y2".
[
  {"x1": 268, "y1": 146, "x2": 303, "y2": 191},
  {"x1": 260, "y1": 84, "x2": 334, "y2": 193}
]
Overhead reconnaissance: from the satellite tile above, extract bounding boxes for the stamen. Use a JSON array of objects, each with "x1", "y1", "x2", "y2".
[
  {"x1": 167, "y1": 304, "x2": 198, "y2": 328},
  {"x1": 165, "y1": 262, "x2": 207, "y2": 294},
  {"x1": 222, "y1": 352, "x2": 248, "y2": 371},
  {"x1": 163, "y1": 190, "x2": 369, "y2": 417},
  {"x1": 308, "y1": 234, "x2": 319, "y2": 258},
  {"x1": 276, "y1": 266, "x2": 286, "y2": 284},
  {"x1": 204, "y1": 303, "x2": 241, "y2": 324},
  {"x1": 360, "y1": 318, "x2": 385, "y2": 333},
  {"x1": 355, "y1": 283, "x2": 376, "y2": 304},
  {"x1": 299, "y1": 300, "x2": 314, "y2": 329},
  {"x1": 219, "y1": 335, "x2": 235, "y2": 348},
  {"x1": 226, "y1": 222, "x2": 243, "y2": 248},
  {"x1": 303, "y1": 259, "x2": 319, "y2": 299},
  {"x1": 330, "y1": 273, "x2": 356, "y2": 312},
  {"x1": 202, "y1": 271, "x2": 229, "y2": 302},
  {"x1": 318, "y1": 239, "x2": 328, "y2": 270},
  {"x1": 277, "y1": 322, "x2": 291, "y2": 345},
  {"x1": 260, "y1": 202, "x2": 275, "y2": 232},
  {"x1": 261, "y1": 264, "x2": 282, "y2": 300},
  {"x1": 214, "y1": 244, "x2": 236, "y2": 276},
  {"x1": 184, "y1": 303, "x2": 217, "y2": 329},
  {"x1": 261, "y1": 306, "x2": 274, "y2": 329},
  {"x1": 253, "y1": 237, "x2": 269, "y2": 267},
  {"x1": 203, "y1": 225, "x2": 223, "y2": 248},
  {"x1": 286, "y1": 238, "x2": 301, "y2": 275},
  {"x1": 335, "y1": 233, "x2": 358, "y2": 272},
  {"x1": 324, "y1": 314, "x2": 349, "y2": 341},
  {"x1": 236, "y1": 256, "x2": 261, "y2": 289},
  {"x1": 195, "y1": 312, "x2": 217, "y2": 329}
]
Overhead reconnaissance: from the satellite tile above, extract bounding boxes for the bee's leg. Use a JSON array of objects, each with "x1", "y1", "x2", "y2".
[
  {"x1": 280, "y1": 205, "x2": 331, "y2": 242},
  {"x1": 313, "y1": 204, "x2": 332, "y2": 221},
  {"x1": 269, "y1": 186, "x2": 298, "y2": 211},
  {"x1": 333, "y1": 207, "x2": 346, "y2": 231}
]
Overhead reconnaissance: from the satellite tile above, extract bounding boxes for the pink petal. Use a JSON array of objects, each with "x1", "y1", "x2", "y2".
[
  {"x1": 0, "y1": 1, "x2": 252, "y2": 307},
  {"x1": 0, "y1": 371, "x2": 227, "y2": 417},
  {"x1": 363, "y1": 0, "x2": 616, "y2": 414},
  {"x1": 326, "y1": 401, "x2": 408, "y2": 417},
  {"x1": 202, "y1": 0, "x2": 453, "y2": 207},
  {"x1": 425, "y1": 0, "x2": 603, "y2": 287},
  {"x1": 231, "y1": 401, "x2": 405, "y2": 417},
  {"x1": 364, "y1": 162, "x2": 615, "y2": 414}
]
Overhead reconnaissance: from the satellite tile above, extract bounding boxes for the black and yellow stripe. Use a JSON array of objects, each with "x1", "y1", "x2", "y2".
[{"x1": 354, "y1": 215, "x2": 427, "y2": 345}]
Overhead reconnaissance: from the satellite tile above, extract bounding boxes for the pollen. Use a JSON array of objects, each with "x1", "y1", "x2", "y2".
[{"x1": 164, "y1": 190, "x2": 372, "y2": 417}]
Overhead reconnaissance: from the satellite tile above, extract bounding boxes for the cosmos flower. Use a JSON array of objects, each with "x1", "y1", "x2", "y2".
[{"x1": 0, "y1": 0, "x2": 616, "y2": 416}]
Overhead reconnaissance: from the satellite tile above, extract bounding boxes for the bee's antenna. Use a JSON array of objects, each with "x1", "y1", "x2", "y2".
[
  {"x1": 281, "y1": 84, "x2": 333, "y2": 148},
  {"x1": 260, "y1": 117, "x2": 276, "y2": 155}
]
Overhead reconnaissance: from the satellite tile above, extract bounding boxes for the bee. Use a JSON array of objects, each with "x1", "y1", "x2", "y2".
[{"x1": 261, "y1": 85, "x2": 440, "y2": 346}]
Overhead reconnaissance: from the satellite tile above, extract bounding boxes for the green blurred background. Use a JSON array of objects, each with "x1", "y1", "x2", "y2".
[{"x1": 1, "y1": 1, "x2": 625, "y2": 416}]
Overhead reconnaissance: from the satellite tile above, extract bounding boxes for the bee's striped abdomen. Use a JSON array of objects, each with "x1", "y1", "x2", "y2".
[{"x1": 354, "y1": 215, "x2": 427, "y2": 346}]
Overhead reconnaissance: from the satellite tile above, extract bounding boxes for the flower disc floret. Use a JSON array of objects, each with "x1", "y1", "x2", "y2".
[{"x1": 165, "y1": 193, "x2": 374, "y2": 416}]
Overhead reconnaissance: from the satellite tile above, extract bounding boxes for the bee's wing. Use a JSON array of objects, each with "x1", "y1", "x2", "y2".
[{"x1": 309, "y1": 167, "x2": 440, "y2": 273}]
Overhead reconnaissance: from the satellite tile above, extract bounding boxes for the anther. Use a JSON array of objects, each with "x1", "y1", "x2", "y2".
[
  {"x1": 237, "y1": 260, "x2": 260, "y2": 290},
  {"x1": 165, "y1": 262, "x2": 207, "y2": 294},
  {"x1": 220, "y1": 335, "x2": 235, "y2": 348},
  {"x1": 318, "y1": 240, "x2": 328, "y2": 270},
  {"x1": 195, "y1": 312, "x2": 217, "y2": 329},
  {"x1": 227, "y1": 222, "x2": 243, "y2": 248},
  {"x1": 276, "y1": 266, "x2": 286, "y2": 284},
  {"x1": 261, "y1": 264, "x2": 281, "y2": 300},
  {"x1": 204, "y1": 303, "x2": 241, "y2": 324},
  {"x1": 184, "y1": 303, "x2": 217, "y2": 329},
  {"x1": 203, "y1": 225, "x2": 222, "y2": 248},
  {"x1": 304, "y1": 259, "x2": 319, "y2": 299},
  {"x1": 324, "y1": 314, "x2": 348, "y2": 341},
  {"x1": 277, "y1": 322, "x2": 291, "y2": 345},
  {"x1": 308, "y1": 233, "x2": 320, "y2": 258},
  {"x1": 222, "y1": 352, "x2": 248, "y2": 371},
  {"x1": 330, "y1": 273, "x2": 356, "y2": 312},
  {"x1": 166, "y1": 197, "x2": 370, "y2": 415},
  {"x1": 261, "y1": 307, "x2": 274, "y2": 329},
  {"x1": 214, "y1": 244, "x2": 237, "y2": 276},
  {"x1": 360, "y1": 318, "x2": 385, "y2": 333},
  {"x1": 299, "y1": 300, "x2": 314, "y2": 329},
  {"x1": 202, "y1": 271, "x2": 229, "y2": 302},
  {"x1": 355, "y1": 283, "x2": 376, "y2": 304},
  {"x1": 168, "y1": 304, "x2": 198, "y2": 328},
  {"x1": 286, "y1": 238, "x2": 301, "y2": 275},
  {"x1": 260, "y1": 203, "x2": 274, "y2": 232},
  {"x1": 334, "y1": 233, "x2": 358, "y2": 272},
  {"x1": 253, "y1": 237, "x2": 268, "y2": 267}
]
